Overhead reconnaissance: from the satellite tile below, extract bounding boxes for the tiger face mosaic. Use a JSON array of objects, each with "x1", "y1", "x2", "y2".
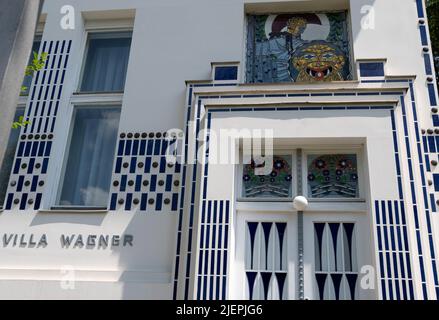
[{"x1": 292, "y1": 41, "x2": 346, "y2": 82}]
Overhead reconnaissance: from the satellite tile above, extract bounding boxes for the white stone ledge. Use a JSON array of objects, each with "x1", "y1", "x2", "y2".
[
  {"x1": 0, "y1": 268, "x2": 171, "y2": 283},
  {"x1": 236, "y1": 201, "x2": 367, "y2": 213}
]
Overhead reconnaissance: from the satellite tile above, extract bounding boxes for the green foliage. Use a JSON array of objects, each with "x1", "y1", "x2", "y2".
[
  {"x1": 20, "y1": 51, "x2": 47, "y2": 93},
  {"x1": 11, "y1": 116, "x2": 31, "y2": 129},
  {"x1": 12, "y1": 51, "x2": 47, "y2": 129}
]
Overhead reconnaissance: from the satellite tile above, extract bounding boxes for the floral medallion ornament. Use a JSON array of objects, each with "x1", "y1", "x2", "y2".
[
  {"x1": 242, "y1": 156, "x2": 292, "y2": 198},
  {"x1": 307, "y1": 154, "x2": 359, "y2": 198}
]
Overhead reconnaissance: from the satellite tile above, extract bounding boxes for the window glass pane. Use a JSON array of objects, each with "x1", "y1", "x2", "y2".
[
  {"x1": 307, "y1": 154, "x2": 359, "y2": 198},
  {"x1": 21, "y1": 40, "x2": 41, "y2": 95},
  {"x1": 242, "y1": 155, "x2": 293, "y2": 198},
  {"x1": 80, "y1": 32, "x2": 132, "y2": 92},
  {"x1": 0, "y1": 108, "x2": 25, "y2": 205},
  {"x1": 59, "y1": 106, "x2": 121, "y2": 207},
  {"x1": 246, "y1": 12, "x2": 351, "y2": 83}
]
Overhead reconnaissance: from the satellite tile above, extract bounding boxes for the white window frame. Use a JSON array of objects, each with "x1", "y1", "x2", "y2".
[
  {"x1": 76, "y1": 29, "x2": 133, "y2": 94},
  {"x1": 48, "y1": 25, "x2": 133, "y2": 213},
  {"x1": 53, "y1": 102, "x2": 122, "y2": 210},
  {"x1": 46, "y1": 28, "x2": 131, "y2": 211}
]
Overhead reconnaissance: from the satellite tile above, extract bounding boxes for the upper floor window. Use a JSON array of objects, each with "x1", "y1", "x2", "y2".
[
  {"x1": 80, "y1": 32, "x2": 132, "y2": 93},
  {"x1": 58, "y1": 105, "x2": 121, "y2": 208},
  {"x1": 246, "y1": 12, "x2": 352, "y2": 83}
]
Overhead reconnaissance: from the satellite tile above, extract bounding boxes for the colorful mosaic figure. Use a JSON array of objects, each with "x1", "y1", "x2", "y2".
[
  {"x1": 243, "y1": 156, "x2": 292, "y2": 198},
  {"x1": 246, "y1": 12, "x2": 351, "y2": 83},
  {"x1": 307, "y1": 154, "x2": 359, "y2": 198},
  {"x1": 292, "y1": 41, "x2": 346, "y2": 82}
]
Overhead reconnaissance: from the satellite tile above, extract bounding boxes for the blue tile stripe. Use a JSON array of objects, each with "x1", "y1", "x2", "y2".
[
  {"x1": 415, "y1": 2, "x2": 439, "y2": 109},
  {"x1": 374, "y1": 200, "x2": 414, "y2": 300},
  {"x1": 413, "y1": 2, "x2": 439, "y2": 297},
  {"x1": 173, "y1": 87, "x2": 194, "y2": 299},
  {"x1": 400, "y1": 85, "x2": 437, "y2": 297},
  {"x1": 372, "y1": 110, "x2": 416, "y2": 300},
  {"x1": 196, "y1": 200, "x2": 230, "y2": 300},
  {"x1": 368, "y1": 79, "x2": 438, "y2": 298}
]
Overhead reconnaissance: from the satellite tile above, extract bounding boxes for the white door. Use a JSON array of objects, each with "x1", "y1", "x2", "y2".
[
  {"x1": 232, "y1": 212, "x2": 373, "y2": 300},
  {"x1": 233, "y1": 212, "x2": 298, "y2": 300},
  {"x1": 302, "y1": 213, "x2": 374, "y2": 300}
]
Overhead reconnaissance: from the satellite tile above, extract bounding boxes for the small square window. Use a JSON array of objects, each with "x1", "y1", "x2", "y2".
[
  {"x1": 307, "y1": 154, "x2": 359, "y2": 199},
  {"x1": 242, "y1": 155, "x2": 293, "y2": 199},
  {"x1": 58, "y1": 106, "x2": 121, "y2": 207},
  {"x1": 80, "y1": 32, "x2": 132, "y2": 93}
]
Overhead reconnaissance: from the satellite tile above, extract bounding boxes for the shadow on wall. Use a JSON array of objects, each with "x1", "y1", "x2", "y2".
[
  {"x1": 115, "y1": 211, "x2": 177, "y2": 299},
  {"x1": 30, "y1": 213, "x2": 105, "y2": 227},
  {"x1": 28, "y1": 209, "x2": 177, "y2": 299}
]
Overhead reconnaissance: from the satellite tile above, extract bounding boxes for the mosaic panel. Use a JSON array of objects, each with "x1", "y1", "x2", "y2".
[
  {"x1": 246, "y1": 12, "x2": 351, "y2": 83},
  {"x1": 242, "y1": 155, "x2": 293, "y2": 198},
  {"x1": 307, "y1": 154, "x2": 359, "y2": 199}
]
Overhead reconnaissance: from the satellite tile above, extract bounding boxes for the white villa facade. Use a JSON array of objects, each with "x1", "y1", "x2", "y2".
[{"x1": 0, "y1": 0, "x2": 438, "y2": 300}]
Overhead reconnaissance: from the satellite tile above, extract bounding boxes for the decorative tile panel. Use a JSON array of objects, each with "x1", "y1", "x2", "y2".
[
  {"x1": 374, "y1": 200, "x2": 414, "y2": 300},
  {"x1": 196, "y1": 200, "x2": 230, "y2": 300},
  {"x1": 5, "y1": 40, "x2": 72, "y2": 211},
  {"x1": 109, "y1": 132, "x2": 182, "y2": 213}
]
